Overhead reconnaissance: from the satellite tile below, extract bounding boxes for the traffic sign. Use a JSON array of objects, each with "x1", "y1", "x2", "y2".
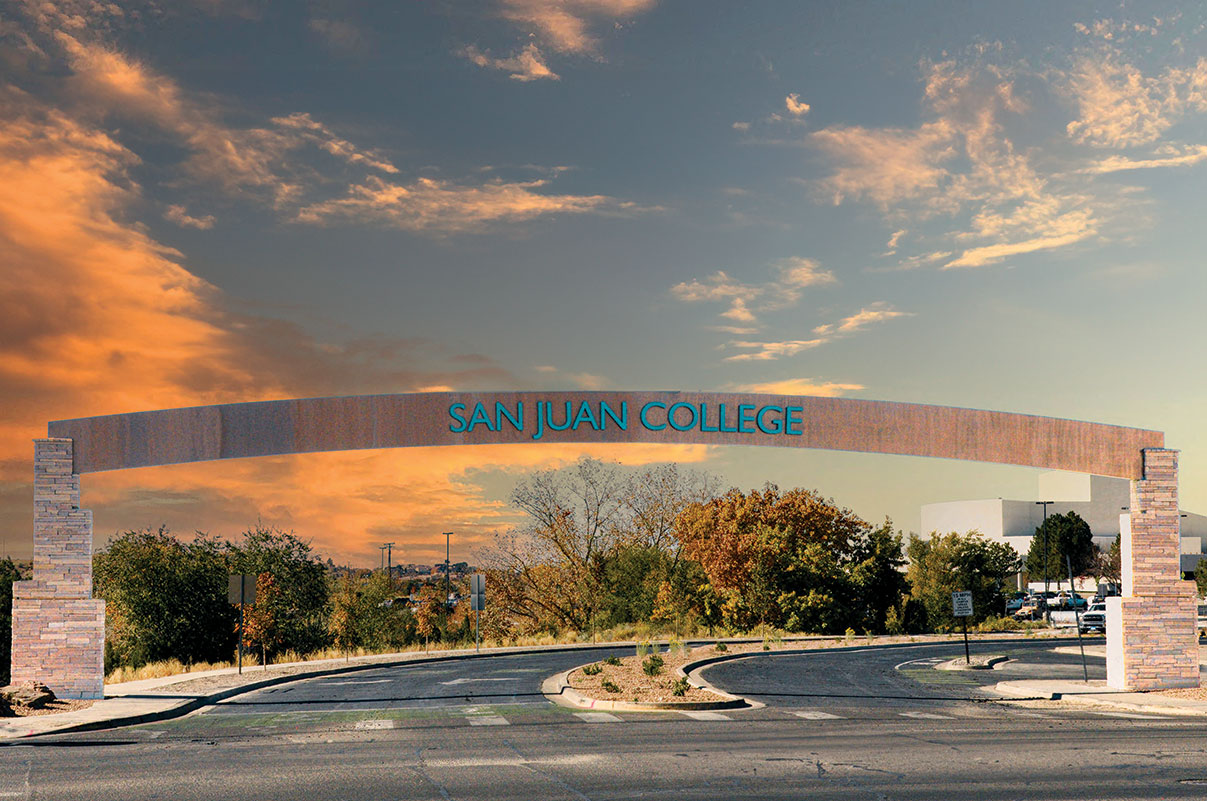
[
  {"x1": 951, "y1": 591, "x2": 973, "y2": 618},
  {"x1": 470, "y1": 573, "x2": 485, "y2": 611}
]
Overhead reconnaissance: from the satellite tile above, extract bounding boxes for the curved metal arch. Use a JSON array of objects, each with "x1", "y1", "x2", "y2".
[{"x1": 47, "y1": 391, "x2": 1161, "y2": 478}]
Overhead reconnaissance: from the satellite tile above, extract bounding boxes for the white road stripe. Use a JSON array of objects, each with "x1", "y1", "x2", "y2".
[
  {"x1": 680, "y1": 711, "x2": 731, "y2": 721},
  {"x1": 354, "y1": 719, "x2": 396, "y2": 730},
  {"x1": 898, "y1": 711, "x2": 952, "y2": 720},
  {"x1": 1090, "y1": 711, "x2": 1169, "y2": 720},
  {"x1": 574, "y1": 712, "x2": 622, "y2": 723},
  {"x1": 792, "y1": 710, "x2": 842, "y2": 720},
  {"x1": 467, "y1": 715, "x2": 509, "y2": 726}
]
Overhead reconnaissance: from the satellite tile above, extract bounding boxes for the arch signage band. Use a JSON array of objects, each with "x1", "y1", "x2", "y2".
[
  {"x1": 48, "y1": 390, "x2": 1160, "y2": 478},
  {"x1": 13, "y1": 390, "x2": 1197, "y2": 699}
]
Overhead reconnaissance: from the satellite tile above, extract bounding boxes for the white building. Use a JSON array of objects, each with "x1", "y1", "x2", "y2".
[{"x1": 920, "y1": 471, "x2": 1207, "y2": 567}]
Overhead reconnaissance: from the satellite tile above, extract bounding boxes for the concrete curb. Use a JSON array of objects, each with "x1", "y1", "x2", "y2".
[
  {"x1": 542, "y1": 664, "x2": 754, "y2": 713},
  {"x1": 992, "y1": 680, "x2": 1207, "y2": 717},
  {"x1": 936, "y1": 655, "x2": 1010, "y2": 671}
]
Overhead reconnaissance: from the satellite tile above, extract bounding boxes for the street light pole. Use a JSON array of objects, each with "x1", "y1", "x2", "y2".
[
  {"x1": 1036, "y1": 500, "x2": 1053, "y2": 621},
  {"x1": 384, "y1": 542, "x2": 395, "y2": 590},
  {"x1": 443, "y1": 532, "x2": 452, "y2": 608}
]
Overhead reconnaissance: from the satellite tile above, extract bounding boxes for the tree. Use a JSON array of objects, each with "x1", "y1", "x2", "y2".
[
  {"x1": 94, "y1": 528, "x2": 235, "y2": 671},
  {"x1": 907, "y1": 531, "x2": 1021, "y2": 631},
  {"x1": 1195, "y1": 559, "x2": 1207, "y2": 599},
  {"x1": 226, "y1": 525, "x2": 330, "y2": 658},
  {"x1": 241, "y1": 573, "x2": 280, "y2": 666},
  {"x1": 483, "y1": 458, "x2": 720, "y2": 636},
  {"x1": 413, "y1": 584, "x2": 442, "y2": 651},
  {"x1": 1025, "y1": 512, "x2": 1095, "y2": 588},
  {"x1": 327, "y1": 573, "x2": 361, "y2": 658},
  {"x1": 0, "y1": 557, "x2": 25, "y2": 685},
  {"x1": 675, "y1": 485, "x2": 907, "y2": 634}
]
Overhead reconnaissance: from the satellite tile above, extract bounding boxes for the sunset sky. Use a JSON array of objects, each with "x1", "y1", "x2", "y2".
[{"x1": 3, "y1": 1, "x2": 1207, "y2": 566}]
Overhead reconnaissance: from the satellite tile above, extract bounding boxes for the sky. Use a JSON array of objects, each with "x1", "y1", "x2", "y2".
[{"x1": 2, "y1": 0, "x2": 1207, "y2": 567}]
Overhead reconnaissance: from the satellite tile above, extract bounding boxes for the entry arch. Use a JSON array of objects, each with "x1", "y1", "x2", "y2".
[{"x1": 11, "y1": 391, "x2": 1196, "y2": 697}]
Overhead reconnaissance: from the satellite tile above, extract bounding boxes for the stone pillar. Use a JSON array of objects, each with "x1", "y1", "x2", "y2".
[
  {"x1": 1106, "y1": 448, "x2": 1199, "y2": 690},
  {"x1": 9, "y1": 439, "x2": 105, "y2": 699}
]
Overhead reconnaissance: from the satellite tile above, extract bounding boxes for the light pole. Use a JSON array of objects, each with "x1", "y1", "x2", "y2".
[
  {"x1": 443, "y1": 532, "x2": 453, "y2": 608},
  {"x1": 383, "y1": 542, "x2": 395, "y2": 590},
  {"x1": 1036, "y1": 501, "x2": 1053, "y2": 620}
]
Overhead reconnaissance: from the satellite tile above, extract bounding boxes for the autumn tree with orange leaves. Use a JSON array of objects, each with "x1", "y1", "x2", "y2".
[{"x1": 675, "y1": 486, "x2": 906, "y2": 634}]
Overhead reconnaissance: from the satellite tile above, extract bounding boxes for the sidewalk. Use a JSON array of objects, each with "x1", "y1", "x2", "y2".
[
  {"x1": 994, "y1": 679, "x2": 1207, "y2": 717},
  {"x1": 992, "y1": 644, "x2": 1207, "y2": 717}
]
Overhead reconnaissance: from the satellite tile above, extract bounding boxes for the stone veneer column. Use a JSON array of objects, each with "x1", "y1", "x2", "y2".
[
  {"x1": 1106, "y1": 448, "x2": 1199, "y2": 690},
  {"x1": 8, "y1": 439, "x2": 105, "y2": 699}
]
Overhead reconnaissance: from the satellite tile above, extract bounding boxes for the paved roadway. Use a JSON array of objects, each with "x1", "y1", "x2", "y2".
[{"x1": 4, "y1": 638, "x2": 1207, "y2": 800}]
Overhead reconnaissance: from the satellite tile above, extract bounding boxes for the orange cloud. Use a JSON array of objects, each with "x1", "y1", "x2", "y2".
[
  {"x1": 0, "y1": 86, "x2": 704, "y2": 567},
  {"x1": 498, "y1": 0, "x2": 657, "y2": 55}
]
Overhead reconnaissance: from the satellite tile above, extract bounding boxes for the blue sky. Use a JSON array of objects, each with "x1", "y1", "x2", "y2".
[{"x1": 2, "y1": 0, "x2": 1206, "y2": 564}]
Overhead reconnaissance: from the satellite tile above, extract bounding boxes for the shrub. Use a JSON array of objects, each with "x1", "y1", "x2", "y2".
[
  {"x1": 603, "y1": 655, "x2": 621, "y2": 666},
  {"x1": 582, "y1": 662, "x2": 603, "y2": 676},
  {"x1": 642, "y1": 654, "x2": 664, "y2": 676},
  {"x1": 714, "y1": 641, "x2": 727, "y2": 652},
  {"x1": 601, "y1": 678, "x2": 621, "y2": 694},
  {"x1": 635, "y1": 641, "x2": 650, "y2": 659},
  {"x1": 671, "y1": 677, "x2": 690, "y2": 697}
]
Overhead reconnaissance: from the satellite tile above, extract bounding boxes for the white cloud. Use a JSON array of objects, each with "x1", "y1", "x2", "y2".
[
  {"x1": 164, "y1": 204, "x2": 215, "y2": 230},
  {"x1": 785, "y1": 93, "x2": 810, "y2": 117},
  {"x1": 728, "y1": 302, "x2": 909, "y2": 361},
  {"x1": 1080, "y1": 145, "x2": 1207, "y2": 174},
  {"x1": 461, "y1": 43, "x2": 560, "y2": 82},
  {"x1": 497, "y1": 0, "x2": 657, "y2": 55},
  {"x1": 295, "y1": 175, "x2": 644, "y2": 233},
  {"x1": 1063, "y1": 55, "x2": 1207, "y2": 148},
  {"x1": 730, "y1": 378, "x2": 864, "y2": 397},
  {"x1": 732, "y1": 121, "x2": 751, "y2": 131},
  {"x1": 670, "y1": 259, "x2": 836, "y2": 325}
]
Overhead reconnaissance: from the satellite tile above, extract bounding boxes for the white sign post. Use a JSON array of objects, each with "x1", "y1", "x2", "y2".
[{"x1": 952, "y1": 591, "x2": 973, "y2": 664}]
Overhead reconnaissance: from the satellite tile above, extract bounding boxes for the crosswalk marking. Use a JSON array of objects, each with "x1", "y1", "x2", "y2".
[
  {"x1": 467, "y1": 715, "x2": 509, "y2": 726},
  {"x1": 1089, "y1": 711, "x2": 1169, "y2": 720},
  {"x1": 574, "y1": 712, "x2": 622, "y2": 723},
  {"x1": 897, "y1": 711, "x2": 953, "y2": 720},
  {"x1": 354, "y1": 719, "x2": 396, "y2": 730},
  {"x1": 792, "y1": 710, "x2": 843, "y2": 720},
  {"x1": 680, "y1": 711, "x2": 731, "y2": 721}
]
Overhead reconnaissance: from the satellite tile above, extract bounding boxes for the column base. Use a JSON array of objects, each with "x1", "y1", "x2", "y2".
[
  {"x1": 1106, "y1": 586, "x2": 1199, "y2": 691},
  {"x1": 10, "y1": 591, "x2": 106, "y2": 699}
]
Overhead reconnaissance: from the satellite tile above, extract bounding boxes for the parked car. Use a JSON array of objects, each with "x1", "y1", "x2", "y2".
[
  {"x1": 1053, "y1": 591, "x2": 1088, "y2": 610},
  {"x1": 1079, "y1": 602, "x2": 1107, "y2": 634},
  {"x1": 1013, "y1": 601, "x2": 1044, "y2": 621},
  {"x1": 1005, "y1": 592, "x2": 1028, "y2": 613}
]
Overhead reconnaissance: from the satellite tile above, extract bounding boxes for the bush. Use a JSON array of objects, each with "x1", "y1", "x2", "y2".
[
  {"x1": 604, "y1": 655, "x2": 621, "y2": 666},
  {"x1": 601, "y1": 678, "x2": 621, "y2": 693},
  {"x1": 714, "y1": 641, "x2": 727, "y2": 652},
  {"x1": 582, "y1": 662, "x2": 603, "y2": 676},
  {"x1": 642, "y1": 654, "x2": 664, "y2": 676},
  {"x1": 95, "y1": 528, "x2": 235, "y2": 672},
  {"x1": 671, "y1": 677, "x2": 690, "y2": 697}
]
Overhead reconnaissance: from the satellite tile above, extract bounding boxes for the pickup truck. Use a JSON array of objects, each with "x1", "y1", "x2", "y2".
[{"x1": 1078, "y1": 602, "x2": 1107, "y2": 634}]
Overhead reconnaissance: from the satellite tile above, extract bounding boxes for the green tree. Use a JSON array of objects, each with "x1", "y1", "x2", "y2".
[
  {"x1": 1195, "y1": 559, "x2": 1207, "y2": 599},
  {"x1": 907, "y1": 531, "x2": 1021, "y2": 631},
  {"x1": 1025, "y1": 512, "x2": 1095, "y2": 588},
  {"x1": 94, "y1": 528, "x2": 235, "y2": 671},
  {"x1": 0, "y1": 557, "x2": 26, "y2": 685},
  {"x1": 226, "y1": 525, "x2": 330, "y2": 658},
  {"x1": 675, "y1": 486, "x2": 907, "y2": 634}
]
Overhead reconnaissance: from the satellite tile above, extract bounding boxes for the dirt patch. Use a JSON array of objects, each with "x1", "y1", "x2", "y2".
[
  {"x1": 5, "y1": 699, "x2": 95, "y2": 718},
  {"x1": 1152, "y1": 687, "x2": 1207, "y2": 701}
]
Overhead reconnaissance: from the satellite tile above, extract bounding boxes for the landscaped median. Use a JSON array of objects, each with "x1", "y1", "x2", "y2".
[{"x1": 543, "y1": 642, "x2": 762, "y2": 712}]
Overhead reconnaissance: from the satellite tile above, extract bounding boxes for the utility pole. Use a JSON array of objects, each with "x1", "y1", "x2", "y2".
[
  {"x1": 443, "y1": 532, "x2": 453, "y2": 608},
  {"x1": 384, "y1": 542, "x2": 395, "y2": 590},
  {"x1": 378, "y1": 544, "x2": 387, "y2": 572},
  {"x1": 1036, "y1": 500, "x2": 1053, "y2": 622}
]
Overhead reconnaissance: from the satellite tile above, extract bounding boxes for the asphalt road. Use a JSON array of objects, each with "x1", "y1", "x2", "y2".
[{"x1": 4, "y1": 638, "x2": 1207, "y2": 800}]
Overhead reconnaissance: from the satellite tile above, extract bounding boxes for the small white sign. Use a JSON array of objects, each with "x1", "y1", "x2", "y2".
[{"x1": 951, "y1": 591, "x2": 973, "y2": 618}]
